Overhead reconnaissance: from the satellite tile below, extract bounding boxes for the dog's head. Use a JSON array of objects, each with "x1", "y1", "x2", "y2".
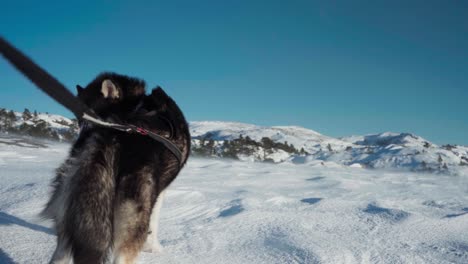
[{"x1": 77, "y1": 72, "x2": 146, "y2": 118}]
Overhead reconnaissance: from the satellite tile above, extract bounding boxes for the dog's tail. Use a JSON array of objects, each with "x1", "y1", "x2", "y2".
[{"x1": 65, "y1": 146, "x2": 117, "y2": 264}]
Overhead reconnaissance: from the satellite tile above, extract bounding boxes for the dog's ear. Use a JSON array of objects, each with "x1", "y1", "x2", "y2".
[
  {"x1": 151, "y1": 87, "x2": 170, "y2": 104},
  {"x1": 101, "y1": 79, "x2": 120, "y2": 99},
  {"x1": 149, "y1": 86, "x2": 176, "y2": 112},
  {"x1": 151, "y1": 86, "x2": 169, "y2": 98},
  {"x1": 76, "y1": 85, "x2": 84, "y2": 95}
]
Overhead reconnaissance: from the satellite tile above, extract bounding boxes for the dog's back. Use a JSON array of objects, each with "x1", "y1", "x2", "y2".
[{"x1": 42, "y1": 73, "x2": 190, "y2": 264}]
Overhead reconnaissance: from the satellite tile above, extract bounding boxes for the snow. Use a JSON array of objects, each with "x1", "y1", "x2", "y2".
[
  {"x1": 1, "y1": 135, "x2": 468, "y2": 263},
  {"x1": 3, "y1": 111, "x2": 467, "y2": 174},
  {"x1": 190, "y1": 121, "x2": 468, "y2": 175},
  {"x1": 190, "y1": 121, "x2": 347, "y2": 152},
  {"x1": 9, "y1": 111, "x2": 75, "y2": 131},
  {"x1": 349, "y1": 163, "x2": 363, "y2": 168},
  {"x1": 35, "y1": 113, "x2": 74, "y2": 130}
]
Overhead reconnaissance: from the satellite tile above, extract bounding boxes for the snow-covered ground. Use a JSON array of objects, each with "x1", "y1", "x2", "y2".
[{"x1": 1, "y1": 135, "x2": 468, "y2": 264}]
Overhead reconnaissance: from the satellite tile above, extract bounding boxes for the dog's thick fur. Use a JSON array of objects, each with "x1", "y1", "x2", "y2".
[{"x1": 41, "y1": 73, "x2": 190, "y2": 264}]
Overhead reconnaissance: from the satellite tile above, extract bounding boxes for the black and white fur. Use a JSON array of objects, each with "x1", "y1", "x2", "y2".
[{"x1": 41, "y1": 73, "x2": 190, "y2": 264}]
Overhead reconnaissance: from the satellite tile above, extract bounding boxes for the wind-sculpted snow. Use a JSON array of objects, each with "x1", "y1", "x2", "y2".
[{"x1": 1, "y1": 137, "x2": 468, "y2": 263}]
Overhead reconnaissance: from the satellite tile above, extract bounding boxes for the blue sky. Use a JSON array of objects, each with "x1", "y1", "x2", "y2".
[{"x1": 1, "y1": 0, "x2": 467, "y2": 145}]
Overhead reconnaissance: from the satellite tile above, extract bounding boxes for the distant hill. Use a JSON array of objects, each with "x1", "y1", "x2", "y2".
[
  {"x1": 0, "y1": 108, "x2": 78, "y2": 141},
  {"x1": 1, "y1": 108, "x2": 467, "y2": 175},
  {"x1": 190, "y1": 121, "x2": 468, "y2": 175}
]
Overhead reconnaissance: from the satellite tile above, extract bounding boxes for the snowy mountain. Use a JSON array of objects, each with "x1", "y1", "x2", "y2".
[
  {"x1": 191, "y1": 121, "x2": 468, "y2": 175},
  {"x1": 1, "y1": 108, "x2": 467, "y2": 175}
]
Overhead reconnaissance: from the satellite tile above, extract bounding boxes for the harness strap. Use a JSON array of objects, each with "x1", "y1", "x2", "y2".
[{"x1": 82, "y1": 113, "x2": 183, "y2": 164}]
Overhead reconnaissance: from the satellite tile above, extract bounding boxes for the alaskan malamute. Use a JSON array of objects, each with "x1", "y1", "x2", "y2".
[{"x1": 41, "y1": 73, "x2": 190, "y2": 264}]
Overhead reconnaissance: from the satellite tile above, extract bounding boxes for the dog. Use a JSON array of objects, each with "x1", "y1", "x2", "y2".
[{"x1": 41, "y1": 73, "x2": 191, "y2": 264}]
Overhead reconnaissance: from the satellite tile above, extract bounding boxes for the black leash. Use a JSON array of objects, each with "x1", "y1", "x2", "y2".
[
  {"x1": 0, "y1": 37, "x2": 183, "y2": 165},
  {"x1": 0, "y1": 37, "x2": 89, "y2": 118}
]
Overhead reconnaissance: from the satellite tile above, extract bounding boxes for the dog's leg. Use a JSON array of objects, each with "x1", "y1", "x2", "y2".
[
  {"x1": 113, "y1": 199, "x2": 152, "y2": 264},
  {"x1": 143, "y1": 189, "x2": 166, "y2": 253},
  {"x1": 113, "y1": 169, "x2": 154, "y2": 264},
  {"x1": 49, "y1": 228, "x2": 72, "y2": 264},
  {"x1": 50, "y1": 243, "x2": 71, "y2": 264}
]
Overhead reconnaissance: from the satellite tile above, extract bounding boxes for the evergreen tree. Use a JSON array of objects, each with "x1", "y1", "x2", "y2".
[
  {"x1": 461, "y1": 157, "x2": 468, "y2": 166},
  {"x1": 300, "y1": 147, "x2": 307, "y2": 155},
  {"x1": 5, "y1": 110, "x2": 16, "y2": 129},
  {"x1": 207, "y1": 139, "x2": 215, "y2": 155},
  {"x1": 261, "y1": 137, "x2": 274, "y2": 149},
  {"x1": 223, "y1": 140, "x2": 238, "y2": 159},
  {"x1": 22, "y1": 108, "x2": 32, "y2": 121},
  {"x1": 62, "y1": 127, "x2": 78, "y2": 142},
  {"x1": 8, "y1": 110, "x2": 15, "y2": 119},
  {"x1": 290, "y1": 143, "x2": 297, "y2": 154},
  {"x1": 29, "y1": 120, "x2": 49, "y2": 138},
  {"x1": 70, "y1": 118, "x2": 79, "y2": 130},
  {"x1": 442, "y1": 144, "x2": 455, "y2": 151},
  {"x1": 50, "y1": 130, "x2": 60, "y2": 141},
  {"x1": 420, "y1": 161, "x2": 427, "y2": 170},
  {"x1": 0, "y1": 109, "x2": 5, "y2": 131}
]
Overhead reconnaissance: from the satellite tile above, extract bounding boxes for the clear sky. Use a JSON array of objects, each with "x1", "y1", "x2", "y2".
[{"x1": 1, "y1": 0, "x2": 467, "y2": 145}]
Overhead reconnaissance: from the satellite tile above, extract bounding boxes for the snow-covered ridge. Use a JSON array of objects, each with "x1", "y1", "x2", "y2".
[
  {"x1": 190, "y1": 121, "x2": 468, "y2": 175},
  {"x1": 1, "y1": 108, "x2": 467, "y2": 175},
  {"x1": 190, "y1": 121, "x2": 347, "y2": 151}
]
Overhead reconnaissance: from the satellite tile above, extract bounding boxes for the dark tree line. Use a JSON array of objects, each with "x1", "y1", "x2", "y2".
[
  {"x1": 192, "y1": 134, "x2": 308, "y2": 161},
  {"x1": 0, "y1": 108, "x2": 79, "y2": 141},
  {"x1": 0, "y1": 108, "x2": 17, "y2": 131}
]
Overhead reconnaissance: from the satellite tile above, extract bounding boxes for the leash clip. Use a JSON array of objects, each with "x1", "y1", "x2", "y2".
[{"x1": 135, "y1": 127, "x2": 148, "y2": 135}]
